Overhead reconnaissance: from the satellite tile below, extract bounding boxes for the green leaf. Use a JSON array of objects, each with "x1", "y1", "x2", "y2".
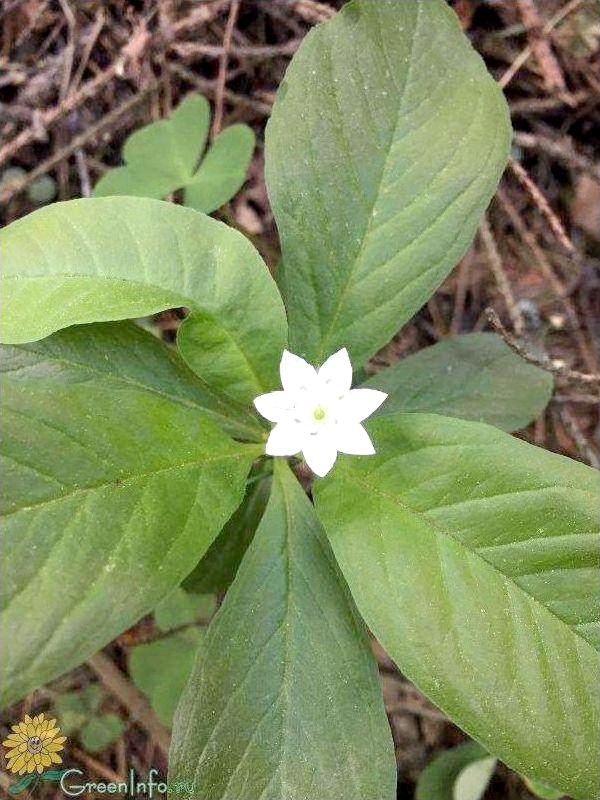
[
  {"x1": 129, "y1": 627, "x2": 204, "y2": 727},
  {"x1": 266, "y1": 0, "x2": 511, "y2": 366},
  {"x1": 365, "y1": 333, "x2": 553, "y2": 431},
  {"x1": 80, "y1": 713, "x2": 125, "y2": 752},
  {"x1": 415, "y1": 742, "x2": 489, "y2": 800},
  {"x1": 40, "y1": 770, "x2": 69, "y2": 781},
  {"x1": 1, "y1": 322, "x2": 262, "y2": 443},
  {"x1": 169, "y1": 460, "x2": 396, "y2": 799},
  {"x1": 0, "y1": 197, "x2": 286, "y2": 406},
  {"x1": 183, "y1": 472, "x2": 271, "y2": 595},
  {"x1": 185, "y1": 125, "x2": 256, "y2": 214},
  {"x1": 53, "y1": 693, "x2": 89, "y2": 734},
  {"x1": 454, "y1": 757, "x2": 497, "y2": 800},
  {"x1": 93, "y1": 94, "x2": 254, "y2": 213},
  {"x1": 0, "y1": 337, "x2": 260, "y2": 707},
  {"x1": 154, "y1": 587, "x2": 216, "y2": 632},
  {"x1": 524, "y1": 777, "x2": 565, "y2": 799},
  {"x1": 314, "y1": 413, "x2": 599, "y2": 799},
  {"x1": 53, "y1": 684, "x2": 103, "y2": 734},
  {"x1": 27, "y1": 175, "x2": 57, "y2": 206},
  {"x1": 8, "y1": 774, "x2": 36, "y2": 794},
  {"x1": 93, "y1": 94, "x2": 209, "y2": 198}
]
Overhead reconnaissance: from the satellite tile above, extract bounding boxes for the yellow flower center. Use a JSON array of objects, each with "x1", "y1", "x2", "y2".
[{"x1": 313, "y1": 405, "x2": 326, "y2": 421}]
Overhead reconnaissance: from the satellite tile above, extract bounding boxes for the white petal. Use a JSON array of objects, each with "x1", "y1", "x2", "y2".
[
  {"x1": 265, "y1": 423, "x2": 304, "y2": 456},
  {"x1": 279, "y1": 350, "x2": 318, "y2": 394},
  {"x1": 253, "y1": 391, "x2": 293, "y2": 423},
  {"x1": 335, "y1": 423, "x2": 376, "y2": 455},
  {"x1": 339, "y1": 388, "x2": 387, "y2": 422},
  {"x1": 302, "y1": 435, "x2": 339, "y2": 477},
  {"x1": 318, "y1": 347, "x2": 353, "y2": 393}
]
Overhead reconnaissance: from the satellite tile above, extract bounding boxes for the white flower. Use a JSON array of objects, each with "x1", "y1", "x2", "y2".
[{"x1": 253, "y1": 348, "x2": 387, "y2": 477}]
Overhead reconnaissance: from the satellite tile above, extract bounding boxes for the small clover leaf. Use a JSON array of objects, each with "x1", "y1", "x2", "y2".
[
  {"x1": 53, "y1": 685, "x2": 125, "y2": 753},
  {"x1": 92, "y1": 93, "x2": 255, "y2": 213}
]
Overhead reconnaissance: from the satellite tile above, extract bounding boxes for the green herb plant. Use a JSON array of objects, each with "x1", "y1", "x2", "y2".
[
  {"x1": 0, "y1": 2, "x2": 597, "y2": 799},
  {"x1": 128, "y1": 589, "x2": 216, "y2": 727},
  {"x1": 92, "y1": 93, "x2": 255, "y2": 214},
  {"x1": 52, "y1": 684, "x2": 125, "y2": 754},
  {"x1": 415, "y1": 741, "x2": 566, "y2": 800}
]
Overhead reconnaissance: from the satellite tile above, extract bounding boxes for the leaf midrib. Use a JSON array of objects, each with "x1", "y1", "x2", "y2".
[
  {"x1": 317, "y1": 0, "x2": 422, "y2": 358},
  {"x1": 1, "y1": 448, "x2": 257, "y2": 519},
  {"x1": 2, "y1": 338, "x2": 261, "y2": 440},
  {"x1": 273, "y1": 464, "x2": 295, "y2": 795},
  {"x1": 333, "y1": 469, "x2": 598, "y2": 653}
]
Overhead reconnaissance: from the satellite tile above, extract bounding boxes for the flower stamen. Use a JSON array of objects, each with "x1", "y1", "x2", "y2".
[{"x1": 313, "y1": 406, "x2": 326, "y2": 421}]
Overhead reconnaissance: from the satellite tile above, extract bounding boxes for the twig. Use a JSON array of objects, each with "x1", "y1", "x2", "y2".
[
  {"x1": 87, "y1": 652, "x2": 171, "y2": 758},
  {"x1": 0, "y1": 61, "x2": 127, "y2": 168},
  {"x1": 514, "y1": 0, "x2": 567, "y2": 92},
  {"x1": 70, "y1": 8, "x2": 105, "y2": 92},
  {"x1": 0, "y1": 770, "x2": 12, "y2": 792},
  {"x1": 486, "y1": 308, "x2": 599, "y2": 387},
  {"x1": 74, "y1": 148, "x2": 91, "y2": 197},
  {"x1": 479, "y1": 216, "x2": 524, "y2": 335},
  {"x1": 555, "y1": 406, "x2": 600, "y2": 468},
  {"x1": 512, "y1": 131, "x2": 600, "y2": 183},
  {"x1": 168, "y1": 63, "x2": 272, "y2": 116},
  {"x1": 131, "y1": 618, "x2": 211, "y2": 645},
  {"x1": 449, "y1": 253, "x2": 472, "y2": 335},
  {"x1": 169, "y1": 0, "x2": 232, "y2": 37},
  {"x1": 386, "y1": 703, "x2": 448, "y2": 723},
  {"x1": 0, "y1": 87, "x2": 156, "y2": 204},
  {"x1": 508, "y1": 156, "x2": 577, "y2": 258},
  {"x1": 555, "y1": 394, "x2": 600, "y2": 404},
  {"x1": 71, "y1": 747, "x2": 125, "y2": 784},
  {"x1": 212, "y1": 0, "x2": 241, "y2": 139},
  {"x1": 495, "y1": 187, "x2": 597, "y2": 373},
  {"x1": 289, "y1": 0, "x2": 334, "y2": 23},
  {"x1": 500, "y1": 0, "x2": 582, "y2": 89},
  {"x1": 427, "y1": 297, "x2": 447, "y2": 339},
  {"x1": 509, "y1": 90, "x2": 589, "y2": 115},
  {"x1": 57, "y1": 0, "x2": 76, "y2": 100},
  {"x1": 171, "y1": 39, "x2": 300, "y2": 60}
]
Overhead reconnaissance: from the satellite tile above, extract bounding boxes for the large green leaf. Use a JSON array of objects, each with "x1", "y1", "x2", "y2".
[
  {"x1": 0, "y1": 322, "x2": 262, "y2": 441},
  {"x1": 266, "y1": 0, "x2": 511, "y2": 365},
  {"x1": 169, "y1": 460, "x2": 396, "y2": 799},
  {"x1": 314, "y1": 414, "x2": 599, "y2": 799},
  {"x1": 0, "y1": 197, "x2": 286, "y2": 405},
  {"x1": 0, "y1": 336, "x2": 260, "y2": 707},
  {"x1": 365, "y1": 333, "x2": 553, "y2": 431},
  {"x1": 92, "y1": 94, "x2": 255, "y2": 214}
]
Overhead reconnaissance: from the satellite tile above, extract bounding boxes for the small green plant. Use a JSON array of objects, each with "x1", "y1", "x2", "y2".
[
  {"x1": 92, "y1": 93, "x2": 255, "y2": 213},
  {"x1": 53, "y1": 684, "x2": 125, "y2": 753},
  {"x1": 415, "y1": 742, "x2": 564, "y2": 800},
  {"x1": 0, "y1": 167, "x2": 57, "y2": 206},
  {"x1": 128, "y1": 589, "x2": 216, "y2": 726},
  {"x1": 0, "y1": 2, "x2": 597, "y2": 799}
]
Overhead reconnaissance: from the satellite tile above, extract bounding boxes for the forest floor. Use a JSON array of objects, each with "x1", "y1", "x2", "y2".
[{"x1": 1, "y1": 0, "x2": 598, "y2": 797}]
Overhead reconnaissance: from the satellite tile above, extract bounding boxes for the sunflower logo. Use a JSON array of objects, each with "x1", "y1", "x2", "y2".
[{"x1": 3, "y1": 713, "x2": 66, "y2": 775}]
